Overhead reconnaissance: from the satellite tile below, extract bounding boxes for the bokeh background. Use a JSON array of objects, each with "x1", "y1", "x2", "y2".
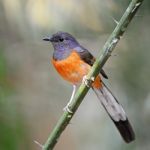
[{"x1": 0, "y1": 0, "x2": 150, "y2": 150}]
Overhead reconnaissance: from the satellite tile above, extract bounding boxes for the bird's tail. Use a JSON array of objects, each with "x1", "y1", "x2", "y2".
[{"x1": 93, "y1": 82, "x2": 135, "y2": 143}]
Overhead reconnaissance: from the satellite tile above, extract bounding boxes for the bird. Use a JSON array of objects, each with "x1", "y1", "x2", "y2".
[{"x1": 43, "y1": 31, "x2": 135, "y2": 143}]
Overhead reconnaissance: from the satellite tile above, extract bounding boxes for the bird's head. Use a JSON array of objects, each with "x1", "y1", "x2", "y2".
[{"x1": 43, "y1": 31, "x2": 79, "y2": 51}]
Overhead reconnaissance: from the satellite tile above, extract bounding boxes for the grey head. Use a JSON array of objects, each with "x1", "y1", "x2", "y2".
[
  {"x1": 43, "y1": 31, "x2": 85, "y2": 60},
  {"x1": 43, "y1": 31, "x2": 80, "y2": 51}
]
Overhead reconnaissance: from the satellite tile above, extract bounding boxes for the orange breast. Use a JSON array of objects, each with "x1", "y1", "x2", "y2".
[{"x1": 52, "y1": 51, "x2": 102, "y2": 89}]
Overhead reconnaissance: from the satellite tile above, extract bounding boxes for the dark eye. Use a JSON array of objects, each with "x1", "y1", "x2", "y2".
[{"x1": 59, "y1": 38, "x2": 64, "y2": 42}]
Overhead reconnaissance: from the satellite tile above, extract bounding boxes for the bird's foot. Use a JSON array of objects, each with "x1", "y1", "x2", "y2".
[
  {"x1": 82, "y1": 75, "x2": 95, "y2": 87},
  {"x1": 63, "y1": 104, "x2": 73, "y2": 113}
]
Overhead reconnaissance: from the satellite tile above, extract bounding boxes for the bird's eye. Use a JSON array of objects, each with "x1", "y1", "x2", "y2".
[{"x1": 59, "y1": 38, "x2": 64, "y2": 42}]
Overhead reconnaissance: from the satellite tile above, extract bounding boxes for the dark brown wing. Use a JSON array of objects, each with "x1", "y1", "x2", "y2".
[{"x1": 78, "y1": 50, "x2": 108, "y2": 79}]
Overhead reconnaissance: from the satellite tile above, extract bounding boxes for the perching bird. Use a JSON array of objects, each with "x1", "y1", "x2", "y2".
[{"x1": 43, "y1": 31, "x2": 135, "y2": 143}]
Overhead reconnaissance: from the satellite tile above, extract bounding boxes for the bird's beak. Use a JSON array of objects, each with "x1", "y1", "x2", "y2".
[{"x1": 43, "y1": 36, "x2": 52, "y2": 42}]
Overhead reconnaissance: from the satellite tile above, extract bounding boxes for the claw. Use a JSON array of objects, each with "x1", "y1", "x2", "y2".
[
  {"x1": 82, "y1": 75, "x2": 89, "y2": 87},
  {"x1": 63, "y1": 105, "x2": 73, "y2": 113},
  {"x1": 82, "y1": 75, "x2": 95, "y2": 87}
]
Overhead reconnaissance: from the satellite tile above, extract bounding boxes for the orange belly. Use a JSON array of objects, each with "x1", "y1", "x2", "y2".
[{"x1": 52, "y1": 51, "x2": 102, "y2": 89}]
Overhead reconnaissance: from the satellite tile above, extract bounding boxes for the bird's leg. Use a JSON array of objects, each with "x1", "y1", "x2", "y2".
[{"x1": 63, "y1": 85, "x2": 76, "y2": 113}]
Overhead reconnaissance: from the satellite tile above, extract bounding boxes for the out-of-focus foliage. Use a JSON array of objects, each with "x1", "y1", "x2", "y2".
[
  {"x1": 0, "y1": 0, "x2": 150, "y2": 150},
  {"x1": 0, "y1": 49, "x2": 30, "y2": 150}
]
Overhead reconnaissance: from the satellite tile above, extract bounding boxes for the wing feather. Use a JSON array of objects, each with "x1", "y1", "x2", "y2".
[{"x1": 77, "y1": 48, "x2": 108, "y2": 79}]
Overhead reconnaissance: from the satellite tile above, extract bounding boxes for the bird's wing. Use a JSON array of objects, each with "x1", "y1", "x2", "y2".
[{"x1": 76, "y1": 47, "x2": 108, "y2": 79}]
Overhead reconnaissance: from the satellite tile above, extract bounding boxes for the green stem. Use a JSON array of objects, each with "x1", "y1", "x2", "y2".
[{"x1": 43, "y1": 0, "x2": 144, "y2": 149}]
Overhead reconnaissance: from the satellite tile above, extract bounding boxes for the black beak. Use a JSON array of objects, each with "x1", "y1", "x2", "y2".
[{"x1": 43, "y1": 36, "x2": 52, "y2": 42}]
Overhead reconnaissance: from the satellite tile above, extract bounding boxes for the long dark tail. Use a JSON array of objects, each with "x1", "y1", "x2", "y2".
[{"x1": 93, "y1": 83, "x2": 135, "y2": 143}]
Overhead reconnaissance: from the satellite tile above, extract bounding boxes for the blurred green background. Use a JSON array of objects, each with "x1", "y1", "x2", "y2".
[{"x1": 0, "y1": 0, "x2": 150, "y2": 150}]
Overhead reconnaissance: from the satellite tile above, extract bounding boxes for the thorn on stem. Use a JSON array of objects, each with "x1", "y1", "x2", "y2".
[
  {"x1": 132, "y1": 2, "x2": 141, "y2": 13},
  {"x1": 34, "y1": 140, "x2": 43, "y2": 148},
  {"x1": 111, "y1": 16, "x2": 119, "y2": 25},
  {"x1": 112, "y1": 38, "x2": 119, "y2": 44}
]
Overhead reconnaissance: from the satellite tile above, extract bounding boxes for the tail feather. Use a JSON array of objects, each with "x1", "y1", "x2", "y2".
[{"x1": 93, "y1": 83, "x2": 135, "y2": 143}]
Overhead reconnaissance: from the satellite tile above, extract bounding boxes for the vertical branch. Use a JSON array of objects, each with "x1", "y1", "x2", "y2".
[{"x1": 43, "y1": 0, "x2": 144, "y2": 149}]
